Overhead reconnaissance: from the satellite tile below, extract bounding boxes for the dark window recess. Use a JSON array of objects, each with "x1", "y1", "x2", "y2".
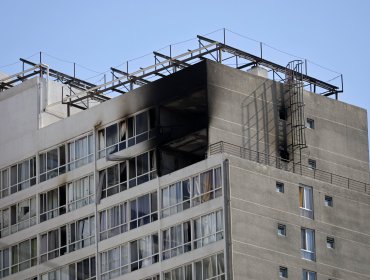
[
  {"x1": 324, "y1": 195, "x2": 333, "y2": 207},
  {"x1": 308, "y1": 159, "x2": 316, "y2": 170},
  {"x1": 306, "y1": 118, "x2": 315, "y2": 129},
  {"x1": 278, "y1": 224, "x2": 286, "y2": 236},
  {"x1": 276, "y1": 182, "x2": 284, "y2": 193},
  {"x1": 327, "y1": 236, "x2": 335, "y2": 249},
  {"x1": 279, "y1": 266, "x2": 288, "y2": 278},
  {"x1": 279, "y1": 108, "x2": 287, "y2": 120}
]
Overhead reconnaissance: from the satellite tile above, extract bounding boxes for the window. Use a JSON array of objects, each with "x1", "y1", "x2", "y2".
[
  {"x1": 161, "y1": 179, "x2": 190, "y2": 218},
  {"x1": 308, "y1": 159, "x2": 316, "y2": 170},
  {"x1": 69, "y1": 216, "x2": 95, "y2": 252},
  {"x1": 68, "y1": 175, "x2": 95, "y2": 211},
  {"x1": 279, "y1": 266, "x2": 288, "y2": 278},
  {"x1": 40, "y1": 133, "x2": 93, "y2": 182},
  {"x1": 0, "y1": 237, "x2": 37, "y2": 277},
  {"x1": 67, "y1": 133, "x2": 94, "y2": 171},
  {"x1": 299, "y1": 186, "x2": 314, "y2": 219},
  {"x1": 100, "y1": 233, "x2": 159, "y2": 280},
  {"x1": 301, "y1": 228, "x2": 316, "y2": 261},
  {"x1": 0, "y1": 248, "x2": 10, "y2": 278},
  {"x1": 162, "y1": 221, "x2": 191, "y2": 260},
  {"x1": 40, "y1": 227, "x2": 67, "y2": 263},
  {"x1": 278, "y1": 224, "x2": 286, "y2": 236},
  {"x1": 40, "y1": 186, "x2": 66, "y2": 222},
  {"x1": 128, "y1": 150, "x2": 156, "y2": 188},
  {"x1": 193, "y1": 168, "x2": 222, "y2": 206},
  {"x1": 40, "y1": 216, "x2": 95, "y2": 263},
  {"x1": 302, "y1": 269, "x2": 316, "y2": 280},
  {"x1": 276, "y1": 181, "x2": 284, "y2": 193},
  {"x1": 142, "y1": 276, "x2": 160, "y2": 280},
  {"x1": 193, "y1": 210, "x2": 223, "y2": 249},
  {"x1": 161, "y1": 166, "x2": 222, "y2": 218},
  {"x1": 279, "y1": 107, "x2": 287, "y2": 120},
  {"x1": 98, "y1": 109, "x2": 156, "y2": 159},
  {"x1": 39, "y1": 145, "x2": 66, "y2": 182},
  {"x1": 164, "y1": 264, "x2": 192, "y2": 280},
  {"x1": 0, "y1": 196, "x2": 36, "y2": 238},
  {"x1": 306, "y1": 118, "x2": 315, "y2": 129},
  {"x1": 99, "y1": 162, "x2": 127, "y2": 199},
  {"x1": 100, "y1": 202, "x2": 128, "y2": 241},
  {"x1": 327, "y1": 236, "x2": 335, "y2": 249},
  {"x1": 40, "y1": 175, "x2": 94, "y2": 222},
  {"x1": 324, "y1": 195, "x2": 333, "y2": 207},
  {"x1": 194, "y1": 252, "x2": 225, "y2": 280},
  {"x1": 130, "y1": 234, "x2": 159, "y2": 271},
  {"x1": 129, "y1": 192, "x2": 158, "y2": 230},
  {"x1": 99, "y1": 191, "x2": 158, "y2": 240},
  {"x1": 0, "y1": 157, "x2": 36, "y2": 198},
  {"x1": 163, "y1": 252, "x2": 224, "y2": 280},
  {"x1": 99, "y1": 150, "x2": 156, "y2": 199},
  {"x1": 41, "y1": 255, "x2": 96, "y2": 280}
]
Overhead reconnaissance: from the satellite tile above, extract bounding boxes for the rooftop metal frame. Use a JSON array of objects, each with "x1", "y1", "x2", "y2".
[{"x1": 0, "y1": 34, "x2": 343, "y2": 113}]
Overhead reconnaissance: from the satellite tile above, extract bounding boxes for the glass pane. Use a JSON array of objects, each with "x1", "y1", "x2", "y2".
[{"x1": 136, "y1": 112, "x2": 148, "y2": 135}]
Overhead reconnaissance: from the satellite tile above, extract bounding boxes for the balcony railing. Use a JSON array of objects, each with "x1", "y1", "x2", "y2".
[{"x1": 209, "y1": 141, "x2": 370, "y2": 195}]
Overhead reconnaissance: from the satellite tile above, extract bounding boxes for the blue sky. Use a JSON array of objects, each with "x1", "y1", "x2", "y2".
[{"x1": 1, "y1": 0, "x2": 369, "y2": 129}]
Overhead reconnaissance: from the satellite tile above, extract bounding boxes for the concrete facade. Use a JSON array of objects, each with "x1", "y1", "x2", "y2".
[{"x1": 0, "y1": 59, "x2": 369, "y2": 280}]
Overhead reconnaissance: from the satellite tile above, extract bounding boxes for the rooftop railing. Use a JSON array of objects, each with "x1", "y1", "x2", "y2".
[{"x1": 209, "y1": 141, "x2": 370, "y2": 195}]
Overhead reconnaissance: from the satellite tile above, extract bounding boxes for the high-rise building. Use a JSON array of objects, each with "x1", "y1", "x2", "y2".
[{"x1": 0, "y1": 35, "x2": 369, "y2": 280}]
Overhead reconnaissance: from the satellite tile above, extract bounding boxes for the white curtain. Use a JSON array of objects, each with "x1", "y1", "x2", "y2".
[
  {"x1": 192, "y1": 176, "x2": 201, "y2": 206},
  {"x1": 140, "y1": 235, "x2": 155, "y2": 268},
  {"x1": 303, "y1": 187, "x2": 313, "y2": 210},
  {"x1": 202, "y1": 212, "x2": 217, "y2": 246},
  {"x1": 119, "y1": 121, "x2": 126, "y2": 143},
  {"x1": 162, "y1": 187, "x2": 170, "y2": 217}
]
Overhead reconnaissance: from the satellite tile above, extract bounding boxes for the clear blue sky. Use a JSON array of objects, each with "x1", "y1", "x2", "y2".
[{"x1": 1, "y1": 0, "x2": 369, "y2": 131}]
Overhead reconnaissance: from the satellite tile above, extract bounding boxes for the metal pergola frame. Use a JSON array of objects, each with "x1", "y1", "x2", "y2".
[{"x1": 0, "y1": 34, "x2": 343, "y2": 113}]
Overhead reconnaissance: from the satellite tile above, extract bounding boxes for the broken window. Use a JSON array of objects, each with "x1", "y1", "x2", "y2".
[
  {"x1": 0, "y1": 196, "x2": 36, "y2": 237},
  {"x1": 98, "y1": 109, "x2": 155, "y2": 159}
]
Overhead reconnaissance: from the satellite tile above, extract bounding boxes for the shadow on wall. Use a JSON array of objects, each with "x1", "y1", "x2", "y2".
[{"x1": 241, "y1": 78, "x2": 285, "y2": 159}]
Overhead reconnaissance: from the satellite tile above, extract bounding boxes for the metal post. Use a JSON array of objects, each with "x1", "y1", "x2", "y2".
[
  {"x1": 39, "y1": 52, "x2": 42, "y2": 77},
  {"x1": 260, "y1": 42, "x2": 263, "y2": 59},
  {"x1": 223, "y1": 28, "x2": 226, "y2": 45},
  {"x1": 73, "y1": 63, "x2": 76, "y2": 79}
]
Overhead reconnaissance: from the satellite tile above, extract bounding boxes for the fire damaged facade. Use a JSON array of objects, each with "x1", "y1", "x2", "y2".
[{"x1": 0, "y1": 35, "x2": 370, "y2": 280}]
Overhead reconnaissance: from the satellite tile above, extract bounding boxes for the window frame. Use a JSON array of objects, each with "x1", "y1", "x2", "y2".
[
  {"x1": 306, "y1": 118, "x2": 315, "y2": 129},
  {"x1": 276, "y1": 181, "x2": 284, "y2": 193},
  {"x1": 324, "y1": 195, "x2": 333, "y2": 207},
  {"x1": 97, "y1": 108, "x2": 156, "y2": 159},
  {"x1": 279, "y1": 266, "x2": 288, "y2": 278},
  {"x1": 326, "y1": 236, "x2": 335, "y2": 249},
  {"x1": 0, "y1": 156, "x2": 36, "y2": 198},
  {"x1": 277, "y1": 224, "x2": 286, "y2": 237},
  {"x1": 0, "y1": 196, "x2": 36, "y2": 237},
  {"x1": 301, "y1": 228, "x2": 316, "y2": 261},
  {"x1": 299, "y1": 185, "x2": 314, "y2": 219},
  {"x1": 161, "y1": 166, "x2": 222, "y2": 218}
]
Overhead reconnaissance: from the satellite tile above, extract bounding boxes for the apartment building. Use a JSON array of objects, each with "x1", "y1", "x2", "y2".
[{"x1": 0, "y1": 36, "x2": 369, "y2": 280}]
